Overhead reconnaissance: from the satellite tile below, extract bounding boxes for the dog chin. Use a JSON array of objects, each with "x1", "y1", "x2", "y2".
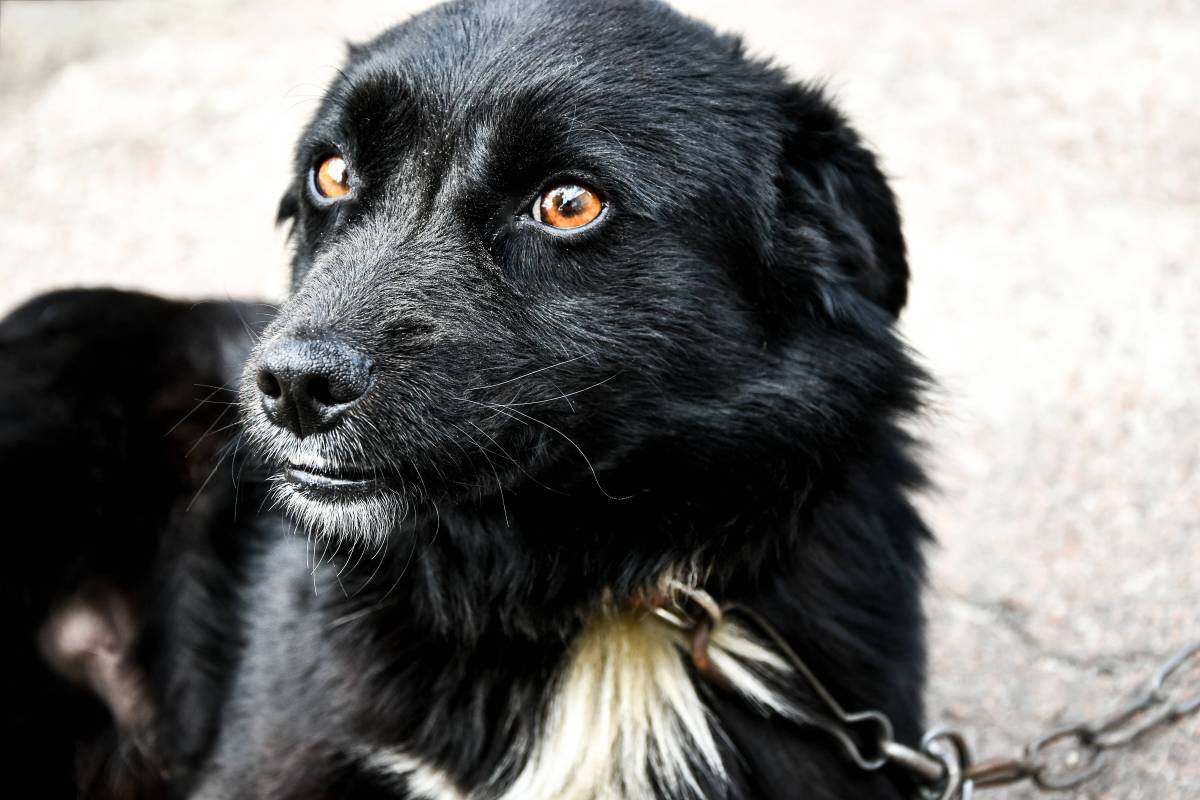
[{"x1": 273, "y1": 480, "x2": 410, "y2": 545}]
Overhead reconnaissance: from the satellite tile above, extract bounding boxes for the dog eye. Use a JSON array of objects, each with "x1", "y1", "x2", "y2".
[
  {"x1": 314, "y1": 155, "x2": 351, "y2": 200},
  {"x1": 533, "y1": 183, "x2": 604, "y2": 230}
]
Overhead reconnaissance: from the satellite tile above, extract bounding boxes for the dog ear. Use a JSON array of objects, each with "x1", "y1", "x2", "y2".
[
  {"x1": 277, "y1": 183, "x2": 299, "y2": 228},
  {"x1": 778, "y1": 83, "x2": 908, "y2": 317}
]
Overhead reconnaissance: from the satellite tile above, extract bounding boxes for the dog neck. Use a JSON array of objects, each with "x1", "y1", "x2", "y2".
[
  {"x1": 336, "y1": 448, "x2": 805, "y2": 642},
  {"x1": 357, "y1": 583, "x2": 801, "y2": 800},
  {"x1": 297, "y1": 437, "x2": 925, "y2": 798}
]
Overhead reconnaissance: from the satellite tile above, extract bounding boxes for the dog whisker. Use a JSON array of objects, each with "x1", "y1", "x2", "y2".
[
  {"x1": 490, "y1": 372, "x2": 621, "y2": 409},
  {"x1": 457, "y1": 396, "x2": 627, "y2": 501},
  {"x1": 229, "y1": 433, "x2": 247, "y2": 518},
  {"x1": 189, "y1": 398, "x2": 241, "y2": 407},
  {"x1": 450, "y1": 421, "x2": 509, "y2": 527},
  {"x1": 378, "y1": 518, "x2": 420, "y2": 605},
  {"x1": 546, "y1": 378, "x2": 576, "y2": 412},
  {"x1": 164, "y1": 383, "x2": 229, "y2": 437},
  {"x1": 185, "y1": 439, "x2": 235, "y2": 513},
  {"x1": 462, "y1": 418, "x2": 565, "y2": 496},
  {"x1": 350, "y1": 534, "x2": 391, "y2": 599},
  {"x1": 466, "y1": 354, "x2": 589, "y2": 392},
  {"x1": 332, "y1": 547, "x2": 351, "y2": 597},
  {"x1": 462, "y1": 420, "x2": 515, "y2": 464},
  {"x1": 336, "y1": 538, "x2": 360, "y2": 578},
  {"x1": 225, "y1": 294, "x2": 263, "y2": 344},
  {"x1": 184, "y1": 415, "x2": 241, "y2": 459}
]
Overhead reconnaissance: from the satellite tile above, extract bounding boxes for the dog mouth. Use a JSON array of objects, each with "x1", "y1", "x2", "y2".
[{"x1": 283, "y1": 459, "x2": 380, "y2": 496}]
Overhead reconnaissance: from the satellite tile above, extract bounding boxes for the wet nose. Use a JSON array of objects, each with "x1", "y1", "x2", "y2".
[{"x1": 254, "y1": 336, "x2": 372, "y2": 437}]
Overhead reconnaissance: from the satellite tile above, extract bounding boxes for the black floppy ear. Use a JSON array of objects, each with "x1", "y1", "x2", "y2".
[
  {"x1": 276, "y1": 183, "x2": 299, "y2": 228},
  {"x1": 779, "y1": 83, "x2": 909, "y2": 316}
]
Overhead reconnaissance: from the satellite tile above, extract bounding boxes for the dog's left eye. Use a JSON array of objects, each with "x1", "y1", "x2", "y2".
[
  {"x1": 313, "y1": 155, "x2": 351, "y2": 200},
  {"x1": 532, "y1": 183, "x2": 604, "y2": 230}
]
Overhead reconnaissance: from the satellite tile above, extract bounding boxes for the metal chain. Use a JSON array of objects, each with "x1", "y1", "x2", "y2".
[
  {"x1": 654, "y1": 584, "x2": 1200, "y2": 800},
  {"x1": 956, "y1": 640, "x2": 1200, "y2": 796}
]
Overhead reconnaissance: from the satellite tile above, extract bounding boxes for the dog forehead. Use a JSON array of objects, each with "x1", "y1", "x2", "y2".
[
  {"x1": 342, "y1": 0, "x2": 760, "y2": 124},
  {"x1": 364, "y1": 0, "x2": 712, "y2": 68}
]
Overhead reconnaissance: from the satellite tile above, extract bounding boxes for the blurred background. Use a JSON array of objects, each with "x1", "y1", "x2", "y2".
[{"x1": 1, "y1": 1, "x2": 1197, "y2": 796}]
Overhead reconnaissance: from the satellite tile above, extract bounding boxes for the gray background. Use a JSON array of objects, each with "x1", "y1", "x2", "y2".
[{"x1": 1, "y1": 1, "x2": 1197, "y2": 796}]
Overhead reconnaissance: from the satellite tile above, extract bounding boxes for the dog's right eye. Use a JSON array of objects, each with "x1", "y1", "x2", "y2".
[
  {"x1": 313, "y1": 155, "x2": 351, "y2": 201},
  {"x1": 533, "y1": 183, "x2": 604, "y2": 230}
]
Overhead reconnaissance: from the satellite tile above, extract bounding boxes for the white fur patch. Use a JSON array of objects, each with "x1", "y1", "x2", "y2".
[
  {"x1": 362, "y1": 602, "x2": 797, "y2": 800},
  {"x1": 273, "y1": 480, "x2": 408, "y2": 547},
  {"x1": 360, "y1": 749, "x2": 468, "y2": 800}
]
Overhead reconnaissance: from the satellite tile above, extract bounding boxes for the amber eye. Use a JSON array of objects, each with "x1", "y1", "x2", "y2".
[
  {"x1": 314, "y1": 155, "x2": 351, "y2": 200},
  {"x1": 533, "y1": 183, "x2": 604, "y2": 230}
]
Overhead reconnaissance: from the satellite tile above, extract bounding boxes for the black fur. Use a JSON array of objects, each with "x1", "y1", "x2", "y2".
[
  {"x1": 0, "y1": 290, "x2": 268, "y2": 797},
  {"x1": 4, "y1": 1, "x2": 930, "y2": 797}
]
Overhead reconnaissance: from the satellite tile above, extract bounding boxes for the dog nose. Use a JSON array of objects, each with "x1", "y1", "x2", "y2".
[{"x1": 254, "y1": 336, "x2": 372, "y2": 437}]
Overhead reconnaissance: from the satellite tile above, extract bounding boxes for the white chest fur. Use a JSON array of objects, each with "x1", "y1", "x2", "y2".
[{"x1": 364, "y1": 606, "x2": 797, "y2": 800}]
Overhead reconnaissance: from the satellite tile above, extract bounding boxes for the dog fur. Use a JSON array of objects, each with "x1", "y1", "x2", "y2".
[
  {"x1": 1, "y1": 290, "x2": 268, "y2": 798},
  {"x1": 4, "y1": 1, "x2": 930, "y2": 797}
]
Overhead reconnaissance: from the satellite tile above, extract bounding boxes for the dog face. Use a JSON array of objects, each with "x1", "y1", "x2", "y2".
[{"x1": 242, "y1": 0, "x2": 909, "y2": 547}]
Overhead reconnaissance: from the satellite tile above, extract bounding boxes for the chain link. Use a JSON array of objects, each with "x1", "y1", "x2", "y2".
[
  {"x1": 653, "y1": 585, "x2": 1200, "y2": 800},
  {"x1": 954, "y1": 640, "x2": 1200, "y2": 796}
]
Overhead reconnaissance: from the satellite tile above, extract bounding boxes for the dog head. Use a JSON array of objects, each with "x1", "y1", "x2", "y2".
[{"x1": 242, "y1": 0, "x2": 911, "y2": 548}]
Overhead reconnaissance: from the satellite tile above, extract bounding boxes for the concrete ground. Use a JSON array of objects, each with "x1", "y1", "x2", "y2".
[{"x1": 2, "y1": 1, "x2": 1196, "y2": 796}]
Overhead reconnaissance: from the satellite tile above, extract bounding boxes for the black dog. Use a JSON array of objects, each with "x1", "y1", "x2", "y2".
[
  {"x1": 0, "y1": 290, "x2": 269, "y2": 798},
  {"x1": 6, "y1": 0, "x2": 929, "y2": 797}
]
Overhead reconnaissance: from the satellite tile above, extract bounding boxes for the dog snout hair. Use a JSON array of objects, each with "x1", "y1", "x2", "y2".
[{"x1": 254, "y1": 334, "x2": 373, "y2": 437}]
